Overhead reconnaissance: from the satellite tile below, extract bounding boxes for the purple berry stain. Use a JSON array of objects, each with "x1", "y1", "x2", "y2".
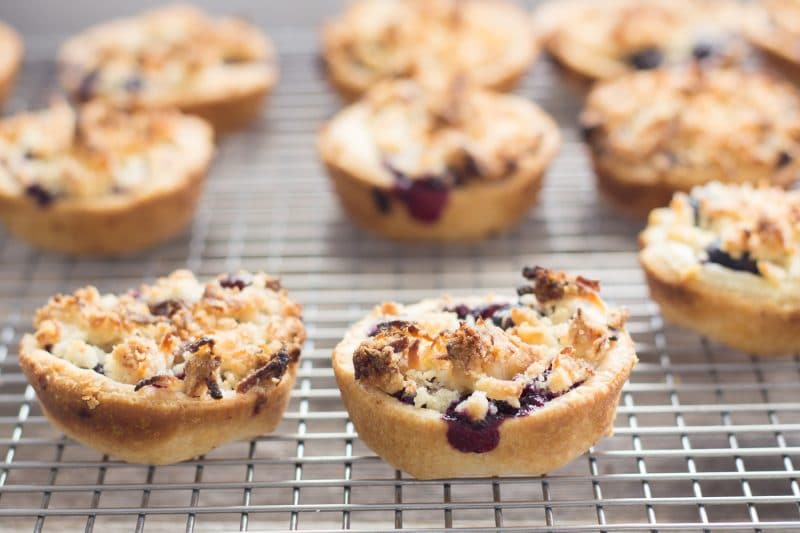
[{"x1": 383, "y1": 163, "x2": 449, "y2": 223}]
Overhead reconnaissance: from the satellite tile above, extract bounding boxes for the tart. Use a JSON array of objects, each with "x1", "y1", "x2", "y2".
[
  {"x1": 745, "y1": 0, "x2": 800, "y2": 82},
  {"x1": 0, "y1": 100, "x2": 213, "y2": 255},
  {"x1": 0, "y1": 21, "x2": 22, "y2": 108},
  {"x1": 321, "y1": 0, "x2": 536, "y2": 100},
  {"x1": 534, "y1": 0, "x2": 746, "y2": 81},
  {"x1": 58, "y1": 4, "x2": 277, "y2": 133},
  {"x1": 317, "y1": 79, "x2": 561, "y2": 241},
  {"x1": 332, "y1": 267, "x2": 638, "y2": 479},
  {"x1": 640, "y1": 182, "x2": 800, "y2": 356},
  {"x1": 18, "y1": 270, "x2": 305, "y2": 464},
  {"x1": 580, "y1": 66, "x2": 800, "y2": 217}
]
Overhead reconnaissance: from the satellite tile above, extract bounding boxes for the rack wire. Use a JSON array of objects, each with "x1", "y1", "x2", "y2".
[{"x1": 1, "y1": 1, "x2": 800, "y2": 531}]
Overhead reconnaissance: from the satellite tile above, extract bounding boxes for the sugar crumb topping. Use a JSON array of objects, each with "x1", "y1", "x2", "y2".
[
  {"x1": 29, "y1": 270, "x2": 305, "y2": 399},
  {"x1": 642, "y1": 182, "x2": 800, "y2": 283},
  {"x1": 581, "y1": 67, "x2": 800, "y2": 189},
  {"x1": 0, "y1": 100, "x2": 211, "y2": 202},
  {"x1": 352, "y1": 267, "x2": 628, "y2": 419}
]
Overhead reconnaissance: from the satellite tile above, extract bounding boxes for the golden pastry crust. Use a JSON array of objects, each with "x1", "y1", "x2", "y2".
[
  {"x1": 745, "y1": 1, "x2": 800, "y2": 74},
  {"x1": 321, "y1": 0, "x2": 536, "y2": 100},
  {"x1": 18, "y1": 270, "x2": 306, "y2": 464},
  {"x1": 0, "y1": 21, "x2": 22, "y2": 109},
  {"x1": 581, "y1": 67, "x2": 800, "y2": 217},
  {"x1": 318, "y1": 79, "x2": 561, "y2": 241},
  {"x1": 0, "y1": 100, "x2": 214, "y2": 255},
  {"x1": 534, "y1": 0, "x2": 746, "y2": 81},
  {"x1": 639, "y1": 182, "x2": 800, "y2": 355},
  {"x1": 58, "y1": 4, "x2": 277, "y2": 133},
  {"x1": 332, "y1": 267, "x2": 638, "y2": 479}
]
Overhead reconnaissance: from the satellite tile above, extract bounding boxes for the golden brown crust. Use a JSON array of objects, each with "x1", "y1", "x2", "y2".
[
  {"x1": 322, "y1": 0, "x2": 536, "y2": 99},
  {"x1": 19, "y1": 336, "x2": 296, "y2": 464},
  {"x1": 641, "y1": 258, "x2": 800, "y2": 356},
  {"x1": 179, "y1": 87, "x2": 268, "y2": 135},
  {"x1": 745, "y1": 0, "x2": 800, "y2": 74},
  {"x1": 0, "y1": 22, "x2": 22, "y2": 109},
  {"x1": 0, "y1": 165, "x2": 206, "y2": 255}
]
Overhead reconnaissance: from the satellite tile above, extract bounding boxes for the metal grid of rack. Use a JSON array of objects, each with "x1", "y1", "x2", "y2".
[{"x1": 1, "y1": 2, "x2": 800, "y2": 531}]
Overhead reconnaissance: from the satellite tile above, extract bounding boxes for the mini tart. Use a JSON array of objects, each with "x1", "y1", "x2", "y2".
[
  {"x1": 639, "y1": 182, "x2": 800, "y2": 356},
  {"x1": 0, "y1": 100, "x2": 213, "y2": 255},
  {"x1": 0, "y1": 21, "x2": 22, "y2": 108},
  {"x1": 534, "y1": 0, "x2": 746, "y2": 81},
  {"x1": 58, "y1": 4, "x2": 277, "y2": 133},
  {"x1": 332, "y1": 267, "x2": 637, "y2": 479},
  {"x1": 317, "y1": 79, "x2": 561, "y2": 241},
  {"x1": 18, "y1": 270, "x2": 306, "y2": 464},
  {"x1": 745, "y1": 0, "x2": 800, "y2": 82},
  {"x1": 581, "y1": 66, "x2": 800, "y2": 217},
  {"x1": 321, "y1": 0, "x2": 536, "y2": 100}
]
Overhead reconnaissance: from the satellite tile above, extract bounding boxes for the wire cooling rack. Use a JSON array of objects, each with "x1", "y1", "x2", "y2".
[{"x1": 1, "y1": 1, "x2": 800, "y2": 531}]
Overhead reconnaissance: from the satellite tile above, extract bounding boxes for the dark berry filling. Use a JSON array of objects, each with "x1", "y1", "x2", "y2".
[
  {"x1": 627, "y1": 47, "x2": 663, "y2": 70},
  {"x1": 77, "y1": 69, "x2": 100, "y2": 102},
  {"x1": 368, "y1": 319, "x2": 414, "y2": 337},
  {"x1": 777, "y1": 150, "x2": 793, "y2": 169},
  {"x1": 24, "y1": 184, "x2": 55, "y2": 207},
  {"x1": 92, "y1": 363, "x2": 105, "y2": 375},
  {"x1": 219, "y1": 273, "x2": 253, "y2": 290},
  {"x1": 123, "y1": 75, "x2": 144, "y2": 93},
  {"x1": 383, "y1": 163, "x2": 450, "y2": 223},
  {"x1": 445, "y1": 303, "x2": 515, "y2": 329},
  {"x1": 691, "y1": 41, "x2": 715, "y2": 60},
  {"x1": 148, "y1": 299, "x2": 185, "y2": 317},
  {"x1": 704, "y1": 242, "x2": 760, "y2": 275},
  {"x1": 371, "y1": 188, "x2": 391, "y2": 214}
]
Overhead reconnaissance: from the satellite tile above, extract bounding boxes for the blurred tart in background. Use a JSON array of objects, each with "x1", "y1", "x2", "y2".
[
  {"x1": 321, "y1": 0, "x2": 537, "y2": 100},
  {"x1": 59, "y1": 4, "x2": 277, "y2": 133},
  {"x1": 640, "y1": 182, "x2": 800, "y2": 356},
  {"x1": 318, "y1": 79, "x2": 561, "y2": 241},
  {"x1": 581, "y1": 66, "x2": 800, "y2": 217},
  {"x1": 0, "y1": 21, "x2": 22, "y2": 109},
  {"x1": 534, "y1": 0, "x2": 746, "y2": 81},
  {"x1": 0, "y1": 100, "x2": 214, "y2": 255}
]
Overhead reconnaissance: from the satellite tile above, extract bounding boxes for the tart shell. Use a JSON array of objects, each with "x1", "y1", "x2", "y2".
[
  {"x1": 640, "y1": 248, "x2": 800, "y2": 356},
  {"x1": 0, "y1": 165, "x2": 210, "y2": 256},
  {"x1": 323, "y1": 162, "x2": 548, "y2": 241},
  {"x1": 593, "y1": 165, "x2": 678, "y2": 218},
  {"x1": 0, "y1": 22, "x2": 22, "y2": 109},
  {"x1": 332, "y1": 315, "x2": 637, "y2": 479},
  {"x1": 18, "y1": 335, "x2": 297, "y2": 464},
  {"x1": 179, "y1": 86, "x2": 269, "y2": 135}
]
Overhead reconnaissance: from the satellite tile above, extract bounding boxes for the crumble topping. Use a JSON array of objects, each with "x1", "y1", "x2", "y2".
[
  {"x1": 324, "y1": 79, "x2": 556, "y2": 187},
  {"x1": 59, "y1": 4, "x2": 275, "y2": 108},
  {"x1": 28, "y1": 270, "x2": 305, "y2": 399},
  {"x1": 351, "y1": 268, "x2": 628, "y2": 421},
  {"x1": 581, "y1": 67, "x2": 800, "y2": 189},
  {"x1": 322, "y1": 0, "x2": 533, "y2": 93},
  {"x1": 0, "y1": 100, "x2": 212, "y2": 203},
  {"x1": 538, "y1": 0, "x2": 745, "y2": 79},
  {"x1": 641, "y1": 182, "x2": 800, "y2": 284}
]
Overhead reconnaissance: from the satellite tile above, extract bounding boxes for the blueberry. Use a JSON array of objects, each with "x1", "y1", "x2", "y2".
[
  {"x1": 24, "y1": 184, "x2": 54, "y2": 207},
  {"x1": 219, "y1": 273, "x2": 253, "y2": 290},
  {"x1": 691, "y1": 41, "x2": 714, "y2": 60},
  {"x1": 371, "y1": 188, "x2": 391, "y2": 214},
  {"x1": 777, "y1": 151, "x2": 793, "y2": 169},
  {"x1": 627, "y1": 47, "x2": 663, "y2": 70},
  {"x1": 705, "y1": 242, "x2": 760, "y2": 275},
  {"x1": 393, "y1": 176, "x2": 450, "y2": 223},
  {"x1": 123, "y1": 75, "x2": 143, "y2": 93}
]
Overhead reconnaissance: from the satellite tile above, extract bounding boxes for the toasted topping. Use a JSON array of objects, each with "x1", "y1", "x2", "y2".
[
  {"x1": 28, "y1": 270, "x2": 305, "y2": 398},
  {"x1": 0, "y1": 101, "x2": 212, "y2": 203},
  {"x1": 352, "y1": 268, "x2": 627, "y2": 420},
  {"x1": 322, "y1": 0, "x2": 534, "y2": 94},
  {"x1": 641, "y1": 182, "x2": 800, "y2": 282},
  {"x1": 59, "y1": 5, "x2": 275, "y2": 108},
  {"x1": 322, "y1": 79, "x2": 558, "y2": 189},
  {"x1": 581, "y1": 67, "x2": 800, "y2": 190},
  {"x1": 537, "y1": 0, "x2": 745, "y2": 79}
]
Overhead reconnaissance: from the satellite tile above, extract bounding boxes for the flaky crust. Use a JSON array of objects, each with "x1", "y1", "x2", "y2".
[
  {"x1": 19, "y1": 335, "x2": 296, "y2": 464},
  {"x1": 0, "y1": 22, "x2": 22, "y2": 109},
  {"x1": 582, "y1": 67, "x2": 800, "y2": 216},
  {"x1": 333, "y1": 301, "x2": 637, "y2": 479},
  {"x1": 58, "y1": 5, "x2": 277, "y2": 132},
  {"x1": 318, "y1": 81, "x2": 560, "y2": 241},
  {"x1": 322, "y1": 0, "x2": 536, "y2": 99}
]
